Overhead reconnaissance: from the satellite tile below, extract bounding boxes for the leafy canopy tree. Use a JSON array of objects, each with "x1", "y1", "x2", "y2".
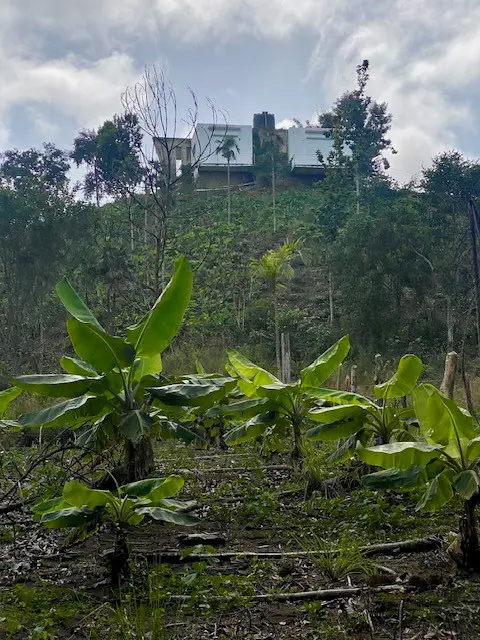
[
  {"x1": 319, "y1": 60, "x2": 395, "y2": 214},
  {"x1": 13, "y1": 257, "x2": 193, "y2": 482},
  {"x1": 72, "y1": 113, "x2": 143, "y2": 205},
  {"x1": 1, "y1": 143, "x2": 70, "y2": 194}
]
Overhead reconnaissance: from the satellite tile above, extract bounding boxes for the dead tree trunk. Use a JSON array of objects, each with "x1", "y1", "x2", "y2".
[{"x1": 440, "y1": 351, "x2": 458, "y2": 400}]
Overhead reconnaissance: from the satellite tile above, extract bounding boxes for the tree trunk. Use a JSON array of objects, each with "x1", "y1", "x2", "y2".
[
  {"x1": 446, "y1": 295, "x2": 454, "y2": 349},
  {"x1": 272, "y1": 155, "x2": 276, "y2": 232},
  {"x1": 227, "y1": 161, "x2": 231, "y2": 224},
  {"x1": 111, "y1": 528, "x2": 130, "y2": 585},
  {"x1": 456, "y1": 499, "x2": 480, "y2": 571},
  {"x1": 328, "y1": 272, "x2": 334, "y2": 325},
  {"x1": 274, "y1": 289, "x2": 281, "y2": 377},
  {"x1": 281, "y1": 331, "x2": 291, "y2": 383},
  {"x1": 354, "y1": 167, "x2": 360, "y2": 216},
  {"x1": 291, "y1": 420, "x2": 303, "y2": 471},
  {"x1": 440, "y1": 351, "x2": 458, "y2": 400},
  {"x1": 468, "y1": 201, "x2": 480, "y2": 357},
  {"x1": 124, "y1": 436, "x2": 154, "y2": 483}
]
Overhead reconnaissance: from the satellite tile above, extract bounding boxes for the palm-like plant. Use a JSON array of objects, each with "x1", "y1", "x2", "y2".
[
  {"x1": 217, "y1": 136, "x2": 240, "y2": 223},
  {"x1": 258, "y1": 129, "x2": 284, "y2": 232},
  {"x1": 251, "y1": 240, "x2": 299, "y2": 377}
]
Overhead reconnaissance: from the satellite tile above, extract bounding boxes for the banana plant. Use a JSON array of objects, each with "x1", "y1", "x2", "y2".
[
  {"x1": 305, "y1": 354, "x2": 423, "y2": 459},
  {"x1": 147, "y1": 373, "x2": 238, "y2": 447},
  {"x1": 224, "y1": 336, "x2": 351, "y2": 468},
  {"x1": 360, "y1": 383, "x2": 480, "y2": 570},
  {"x1": 33, "y1": 475, "x2": 197, "y2": 583},
  {"x1": 0, "y1": 386, "x2": 22, "y2": 429},
  {"x1": 12, "y1": 257, "x2": 193, "y2": 481}
]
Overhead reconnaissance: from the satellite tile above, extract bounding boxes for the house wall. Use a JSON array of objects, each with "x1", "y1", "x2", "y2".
[
  {"x1": 287, "y1": 127, "x2": 334, "y2": 168},
  {"x1": 192, "y1": 124, "x2": 253, "y2": 167}
]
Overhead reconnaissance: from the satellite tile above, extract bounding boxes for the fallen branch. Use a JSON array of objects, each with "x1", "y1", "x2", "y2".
[
  {"x1": 141, "y1": 536, "x2": 442, "y2": 563},
  {"x1": 176, "y1": 465, "x2": 290, "y2": 475},
  {"x1": 169, "y1": 584, "x2": 404, "y2": 602}
]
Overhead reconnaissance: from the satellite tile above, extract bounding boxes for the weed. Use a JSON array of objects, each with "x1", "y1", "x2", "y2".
[{"x1": 302, "y1": 533, "x2": 374, "y2": 582}]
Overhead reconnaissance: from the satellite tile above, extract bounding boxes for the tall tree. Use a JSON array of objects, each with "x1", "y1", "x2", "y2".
[
  {"x1": 319, "y1": 60, "x2": 395, "y2": 214},
  {"x1": 217, "y1": 136, "x2": 239, "y2": 224},
  {"x1": 121, "y1": 66, "x2": 221, "y2": 296},
  {"x1": 72, "y1": 114, "x2": 143, "y2": 205}
]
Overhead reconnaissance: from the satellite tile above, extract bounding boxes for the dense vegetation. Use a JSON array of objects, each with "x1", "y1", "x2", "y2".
[{"x1": 2, "y1": 62, "x2": 480, "y2": 638}]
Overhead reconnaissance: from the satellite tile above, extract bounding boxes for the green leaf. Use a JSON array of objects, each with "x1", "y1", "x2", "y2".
[
  {"x1": 363, "y1": 467, "x2": 425, "y2": 489},
  {"x1": 118, "y1": 410, "x2": 152, "y2": 441},
  {"x1": 227, "y1": 349, "x2": 281, "y2": 385},
  {"x1": 132, "y1": 354, "x2": 162, "y2": 382},
  {"x1": 13, "y1": 374, "x2": 98, "y2": 398},
  {"x1": 63, "y1": 480, "x2": 112, "y2": 508},
  {"x1": 195, "y1": 360, "x2": 206, "y2": 375},
  {"x1": 306, "y1": 416, "x2": 366, "y2": 442},
  {"x1": 32, "y1": 497, "x2": 68, "y2": 519},
  {"x1": 306, "y1": 387, "x2": 375, "y2": 407},
  {"x1": 357, "y1": 442, "x2": 442, "y2": 470},
  {"x1": 75, "y1": 414, "x2": 116, "y2": 450},
  {"x1": 307, "y1": 404, "x2": 368, "y2": 424},
  {"x1": 414, "y1": 384, "x2": 477, "y2": 448},
  {"x1": 222, "y1": 397, "x2": 271, "y2": 418},
  {"x1": 127, "y1": 257, "x2": 193, "y2": 358},
  {"x1": 300, "y1": 335, "x2": 350, "y2": 388},
  {"x1": 328, "y1": 431, "x2": 365, "y2": 462},
  {"x1": 67, "y1": 318, "x2": 135, "y2": 373},
  {"x1": 467, "y1": 436, "x2": 480, "y2": 461},
  {"x1": 225, "y1": 413, "x2": 274, "y2": 444},
  {"x1": 0, "y1": 387, "x2": 21, "y2": 417},
  {"x1": 40, "y1": 507, "x2": 97, "y2": 529},
  {"x1": 120, "y1": 475, "x2": 184, "y2": 500},
  {"x1": 19, "y1": 395, "x2": 104, "y2": 427},
  {"x1": 416, "y1": 469, "x2": 454, "y2": 511},
  {"x1": 148, "y1": 378, "x2": 235, "y2": 408},
  {"x1": 454, "y1": 470, "x2": 480, "y2": 500},
  {"x1": 60, "y1": 356, "x2": 97, "y2": 377},
  {"x1": 374, "y1": 354, "x2": 423, "y2": 399},
  {"x1": 56, "y1": 277, "x2": 103, "y2": 330},
  {"x1": 136, "y1": 506, "x2": 199, "y2": 526}
]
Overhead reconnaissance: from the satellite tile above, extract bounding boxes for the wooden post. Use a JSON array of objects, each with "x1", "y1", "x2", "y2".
[
  {"x1": 350, "y1": 365, "x2": 358, "y2": 394},
  {"x1": 345, "y1": 375, "x2": 351, "y2": 392},
  {"x1": 336, "y1": 364, "x2": 343, "y2": 391},
  {"x1": 328, "y1": 273, "x2": 334, "y2": 325},
  {"x1": 440, "y1": 351, "x2": 458, "y2": 400},
  {"x1": 373, "y1": 354, "x2": 382, "y2": 385},
  {"x1": 281, "y1": 331, "x2": 291, "y2": 384}
]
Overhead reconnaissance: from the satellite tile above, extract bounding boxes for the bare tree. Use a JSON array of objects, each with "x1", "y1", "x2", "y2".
[{"x1": 121, "y1": 66, "x2": 224, "y2": 295}]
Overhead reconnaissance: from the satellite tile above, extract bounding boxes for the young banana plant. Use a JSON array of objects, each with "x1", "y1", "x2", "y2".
[
  {"x1": 305, "y1": 354, "x2": 423, "y2": 459},
  {"x1": 223, "y1": 336, "x2": 351, "y2": 469},
  {"x1": 360, "y1": 383, "x2": 480, "y2": 571},
  {"x1": 33, "y1": 475, "x2": 198, "y2": 583}
]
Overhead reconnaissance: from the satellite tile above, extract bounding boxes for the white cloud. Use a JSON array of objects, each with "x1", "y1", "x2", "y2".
[{"x1": 0, "y1": 0, "x2": 479, "y2": 176}]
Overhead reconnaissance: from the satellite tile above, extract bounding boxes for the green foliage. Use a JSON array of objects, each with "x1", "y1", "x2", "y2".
[
  {"x1": 32, "y1": 475, "x2": 198, "y2": 530},
  {"x1": 361, "y1": 384, "x2": 480, "y2": 512},
  {"x1": 12, "y1": 257, "x2": 194, "y2": 481},
  {"x1": 224, "y1": 336, "x2": 350, "y2": 464},
  {"x1": 306, "y1": 354, "x2": 423, "y2": 454}
]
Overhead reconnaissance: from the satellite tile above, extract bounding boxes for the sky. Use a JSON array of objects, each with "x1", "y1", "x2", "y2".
[{"x1": 1, "y1": 0, "x2": 480, "y2": 181}]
